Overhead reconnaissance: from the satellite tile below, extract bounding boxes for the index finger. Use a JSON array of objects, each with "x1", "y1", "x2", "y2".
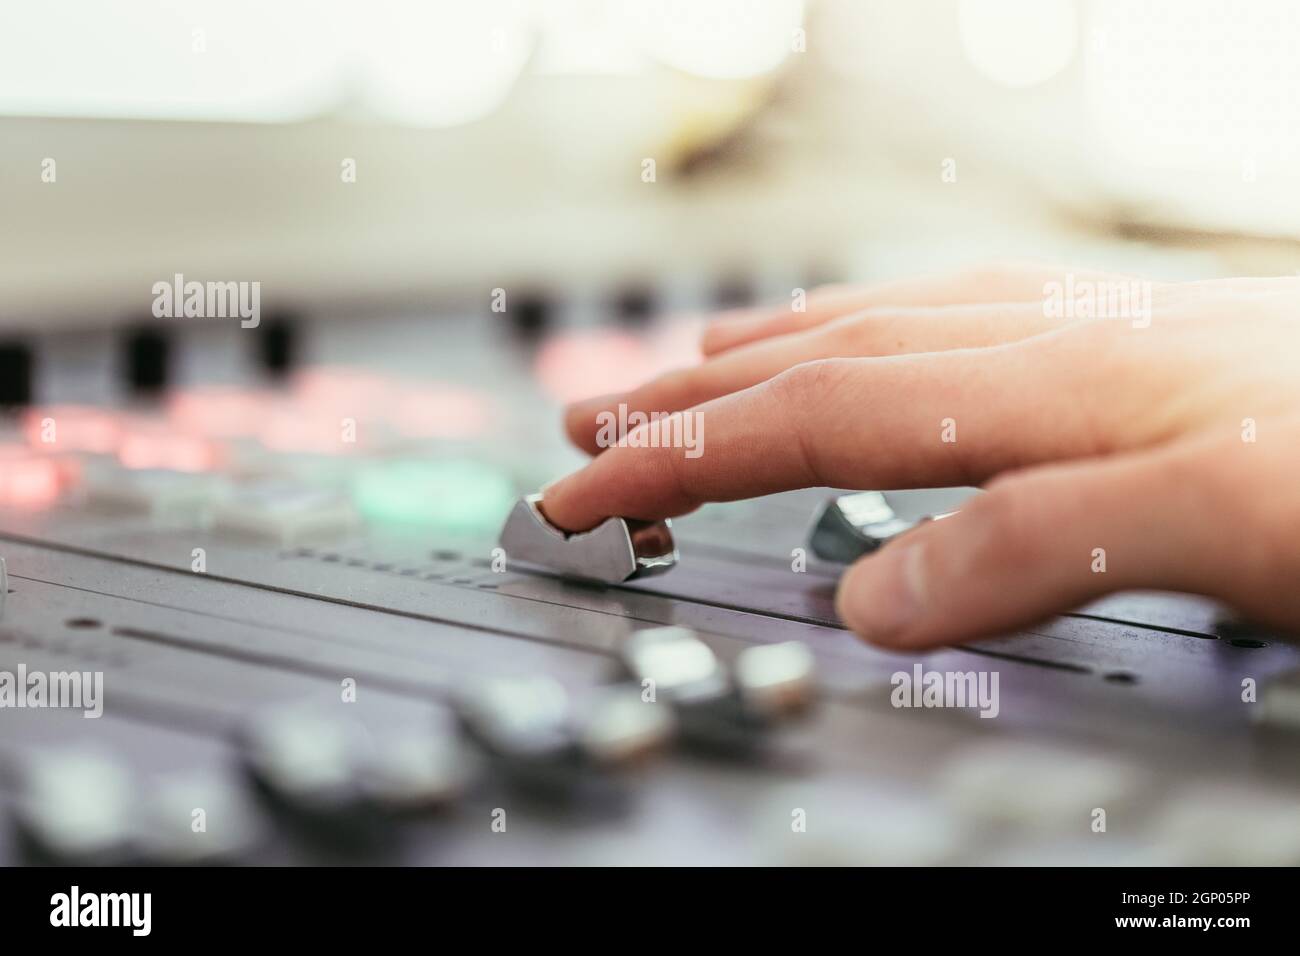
[{"x1": 540, "y1": 333, "x2": 1127, "y2": 532}]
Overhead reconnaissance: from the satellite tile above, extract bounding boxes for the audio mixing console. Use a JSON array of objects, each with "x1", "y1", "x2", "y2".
[{"x1": 1, "y1": 309, "x2": 1298, "y2": 865}]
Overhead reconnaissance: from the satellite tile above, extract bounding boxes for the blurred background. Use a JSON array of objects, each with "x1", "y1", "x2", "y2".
[
  {"x1": 4, "y1": 0, "x2": 1300, "y2": 466},
  {"x1": 5, "y1": 0, "x2": 1300, "y2": 329}
]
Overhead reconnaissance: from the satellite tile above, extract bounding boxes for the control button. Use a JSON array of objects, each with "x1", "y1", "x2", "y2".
[
  {"x1": 83, "y1": 465, "x2": 228, "y2": 519},
  {"x1": 0, "y1": 555, "x2": 6, "y2": 619},
  {"x1": 0, "y1": 445, "x2": 63, "y2": 509},
  {"x1": 498, "y1": 494, "x2": 677, "y2": 585},
  {"x1": 619, "y1": 627, "x2": 729, "y2": 705},
  {"x1": 506, "y1": 293, "x2": 552, "y2": 340},
  {"x1": 390, "y1": 384, "x2": 494, "y2": 441},
  {"x1": 456, "y1": 677, "x2": 667, "y2": 797},
  {"x1": 712, "y1": 276, "x2": 754, "y2": 310},
  {"x1": 733, "y1": 641, "x2": 817, "y2": 720},
  {"x1": 117, "y1": 419, "x2": 224, "y2": 472},
  {"x1": 21, "y1": 404, "x2": 122, "y2": 455},
  {"x1": 123, "y1": 326, "x2": 169, "y2": 396},
  {"x1": 457, "y1": 677, "x2": 579, "y2": 790},
  {"x1": 352, "y1": 460, "x2": 514, "y2": 535},
  {"x1": 618, "y1": 627, "x2": 814, "y2": 750},
  {"x1": 1258, "y1": 667, "x2": 1300, "y2": 731},
  {"x1": 575, "y1": 685, "x2": 674, "y2": 767},
  {"x1": 167, "y1": 387, "x2": 271, "y2": 440},
  {"x1": 257, "y1": 313, "x2": 298, "y2": 378},
  {"x1": 809, "y1": 491, "x2": 959, "y2": 563},
  {"x1": 939, "y1": 742, "x2": 1142, "y2": 831},
  {"x1": 136, "y1": 769, "x2": 264, "y2": 864},
  {"x1": 213, "y1": 481, "x2": 360, "y2": 545},
  {"x1": 770, "y1": 784, "x2": 965, "y2": 866},
  {"x1": 357, "y1": 729, "x2": 479, "y2": 812},
  {"x1": 14, "y1": 749, "x2": 136, "y2": 864},
  {"x1": 1155, "y1": 786, "x2": 1300, "y2": 865},
  {"x1": 810, "y1": 492, "x2": 923, "y2": 562},
  {"x1": 0, "y1": 342, "x2": 33, "y2": 407},
  {"x1": 238, "y1": 708, "x2": 383, "y2": 845},
  {"x1": 611, "y1": 285, "x2": 657, "y2": 325}
]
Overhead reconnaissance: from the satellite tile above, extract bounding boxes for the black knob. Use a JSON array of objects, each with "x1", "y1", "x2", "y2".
[
  {"x1": 123, "y1": 326, "x2": 169, "y2": 396},
  {"x1": 0, "y1": 341, "x2": 33, "y2": 407},
  {"x1": 508, "y1": 293, "x2": 552, "y2": 340},
  {"x1": 611, "y1": 285, "x2": 657, "y2": 325},
  {"x1": 257, "y1": 312, "x2": 297, "y2": 378},
  {"x1": 712, "y1": 276, "x2": 754, "y2": 310}
]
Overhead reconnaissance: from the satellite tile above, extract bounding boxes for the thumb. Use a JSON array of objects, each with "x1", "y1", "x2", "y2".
[{"x1": 834, "y1": 442, "x2": 1228, "y2": 649}]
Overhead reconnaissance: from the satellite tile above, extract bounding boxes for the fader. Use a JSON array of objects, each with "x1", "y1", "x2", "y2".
[
  {"x1": 497, "y1": 493, "x2": 678, "y2": 584},
  {"x1": 617, "y1": 627, "x2": 816, "y2": 751},
  {"x1": 808, "y1": 489, "x2": 967, "y2": 563}
]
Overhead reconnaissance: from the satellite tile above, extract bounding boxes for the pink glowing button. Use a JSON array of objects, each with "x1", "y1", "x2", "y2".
[
  {"x1": 292, "y1": 366, "x2": 402, "y2": 419},
  {"x1": 117, "y1": 420, "x2": 224, "y2": 473},
  {"x1": 21, "y1": 405, "x2": 122, "y2": 455},
  {"x1": 533, "y1": 330, "x2": 656, "y2": 405},
  {"x1": 167, "y1": 387, "x2": 273, "y2": 439},
  {"x1": 0, "y1": 445, "x2": 62, "y2": 508},
  {"x1": 257, "y1": 404, "x2": 367, "y2": 456},
  {"x1": 392, "y1": 384, "x2": 494, "y2": 439}
]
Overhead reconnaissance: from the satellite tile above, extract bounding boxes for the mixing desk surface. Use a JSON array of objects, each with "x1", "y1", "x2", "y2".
[{"x1": 1, "y1": 311, "x2": 1298, "y2": 865}]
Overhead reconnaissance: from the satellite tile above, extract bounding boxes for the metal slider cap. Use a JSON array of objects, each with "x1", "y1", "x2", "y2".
[
  {"x1": 809, "y1": 491, "x2": 957, "y2": 564},
  {"x1": 497, "y1": 493, "x2": 678, "y2": 585}
]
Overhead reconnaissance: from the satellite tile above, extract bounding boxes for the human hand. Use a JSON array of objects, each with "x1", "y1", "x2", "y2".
[{"x1": 544, "y1": 263, "x2": 1300, "y2": 650}]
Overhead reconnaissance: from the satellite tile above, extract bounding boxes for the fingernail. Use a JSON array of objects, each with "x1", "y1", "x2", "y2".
[{"x1": 836, "y1": 541, "x2": 927, "y2": 645}]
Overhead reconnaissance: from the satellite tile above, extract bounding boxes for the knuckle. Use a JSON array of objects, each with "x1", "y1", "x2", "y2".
[
  {"x1": 818, "y1": 310, "x2": 889, "y2": 352},
  {"x1": 769, "y1": 358, "x2": 849, "y2": 407},
  {"x1": 959, "y1": 476, "x2": 1053, "y2": 567},
  {"x1": 1171, "y1": 441, "x2": 1299, "y2": 586},
  {"x1": 654, "y1": 368, "x2": 694, "y2": 403}
]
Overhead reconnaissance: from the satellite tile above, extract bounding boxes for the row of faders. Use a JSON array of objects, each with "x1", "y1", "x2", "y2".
[{"x1": 9, "y1": 628, "x2": 816, "y2": 863}]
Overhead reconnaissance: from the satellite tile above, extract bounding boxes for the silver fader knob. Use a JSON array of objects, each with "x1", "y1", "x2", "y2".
[
  {"x1": 136, "y1": 769, "x2": 264, "y2": 864},
  {"x1": 733, "y1": 641, "x2": 817, "y2": 721},
  {"x1": 238, "y1": 708, "x2": 385, "y2": 847},
  {"x1": 809, "y1": 491, "x2": 957, "y2": 563},
  {"x1": 497, "y1": 493, "x2": 677, "y2": 585},
  {"x1": 0, "y1": 555, "x2": 6, "y2": 620},
  {"x1": 14, "y1": 749, "x2": 137, "y2": 864},
  {"x1": 576, "y1": 685, "x2": 675, "y2": 767},
  {"x1": 1258, "y1": 668, "x2": 1300, "y2": 732},
  {"x1": 456, "y1": 677, "x2": 671, "y2": 798},
  {"x1": 619, "y1": 627, "x2": 730, "y2": 706},
  {"x1": 357, "y1": 730, "x2": 479, "y2": 813},
  {"x1": 618, "y1": 628, "x2": 817, "y2": 751}
]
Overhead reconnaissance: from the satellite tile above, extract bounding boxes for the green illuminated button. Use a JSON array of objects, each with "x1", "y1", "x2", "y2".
[{"x1": 351, "y1": 459, "x2": 515, "y2": 533}]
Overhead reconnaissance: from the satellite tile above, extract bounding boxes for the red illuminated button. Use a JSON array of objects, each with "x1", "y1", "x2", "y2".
[
  {"x1": 118, "y1": 419, "x2": 224, "y2": 472},
  {"x1": 166, "y1": 387, "x2": 274, "y2": 440},
  {"x1": 0, "y1": 445, "x2": 62, "y2": 509},
  {"x1": 21, "y1": 405, "x2": 122, "y2": 455},
  {"x1": 392, "y1": 384, "x2": 493, "y2": 440}
]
